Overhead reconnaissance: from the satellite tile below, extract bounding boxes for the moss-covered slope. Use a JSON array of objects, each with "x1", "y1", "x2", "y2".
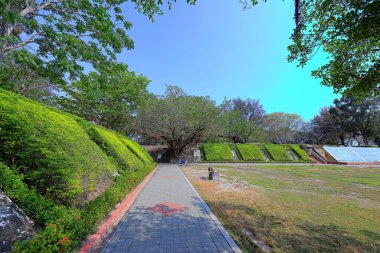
[{"x1": 0, "y1": 89, "x2": 153, "y2": 206}]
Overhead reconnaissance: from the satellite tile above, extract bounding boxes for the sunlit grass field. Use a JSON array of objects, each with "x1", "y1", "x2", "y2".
[{"x1": 183, "y1": 165, "x2": 380, "y2": 252}]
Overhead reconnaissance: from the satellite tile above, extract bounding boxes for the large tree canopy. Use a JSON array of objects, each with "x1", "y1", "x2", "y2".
[
  {"x1": 308, "y1": 107, "x2": 343, "y2": 145},
  {"x1": 0, "y1": 0, "x2": 195, "y2": 86},
  {"x1": 310, "y1": 96, "x2": 380, "y2": 145},
  {"x1": 242, "y1": 0, "x2": 380, "y2": 97},
  {"x1": 288, "y1": 0, "x2": 380, "y2": 96},
  {"x1": 218, "y1": 98, "x2": 266, "y2": 143},
  {"x1": 136, "y1": 86, "x2": 218, "y2": 159},
  {"x1": 330, "y1": 96, "x2": 380, "y2": 145},
  {"x1": 0, "y1": 0, "x2": 131, "y2": 84},
  {"x1": 61, "y1": 63, "x2": 150, "y2": 134},
  {"x1": 264, "y1": 112, "x2": 309, "y2": 144}
]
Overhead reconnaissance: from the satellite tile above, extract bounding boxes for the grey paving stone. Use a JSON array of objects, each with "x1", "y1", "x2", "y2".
[{"x1": 99, "y1": 164, "x2": 240, "y2": 253}]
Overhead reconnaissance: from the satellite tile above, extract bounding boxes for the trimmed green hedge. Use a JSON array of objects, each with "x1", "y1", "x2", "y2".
[
  {"x1": 86, "y1": 126, "x2": 144, "y2": 170},
  {"x1": 236, "y1": 144, "x2": 265, "y2": 161},
  {"x1": 202, "y1": 143, "x2": 233, "y2": 161},
  {"x1": 289, "y1": 144, "x2": 310, "y2": 161},
  {"x1": 121, "y1": 138, "x2": 154, "y2": 163},
  {"x1": 0, "y1": 89, "x2": 116, "y2": 205},
  {"x1": 264, "y1": 144, "x2": 293, "y2": 161}
]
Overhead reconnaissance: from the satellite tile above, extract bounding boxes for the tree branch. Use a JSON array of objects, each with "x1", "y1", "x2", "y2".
[
  {"x1": 20, "y1": 1, "x2": 60, "y2": 17},
  {"x1": 4, "y1": 32, "x2": 42, "y2": 52}
]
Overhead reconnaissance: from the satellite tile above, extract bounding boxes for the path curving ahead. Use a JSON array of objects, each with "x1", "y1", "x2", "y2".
[{"x1": 99, "y1": 164, "x2": 241, "y2": 253}]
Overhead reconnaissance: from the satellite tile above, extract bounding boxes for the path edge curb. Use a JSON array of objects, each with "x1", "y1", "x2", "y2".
[
  {"x1": 78, "y1": 165, "x2": 158, "y2": 253},
  {"x1": 179, "y1": 167, "x2": 242, "y2": 253}
]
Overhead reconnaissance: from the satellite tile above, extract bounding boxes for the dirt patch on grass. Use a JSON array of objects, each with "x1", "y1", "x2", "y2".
[
  {"x1": 356, "y1": 183, "x2": 377, "y2": 190},
  {"x1": 182, "y1": 165, "x2": 380, "y2": 253}
]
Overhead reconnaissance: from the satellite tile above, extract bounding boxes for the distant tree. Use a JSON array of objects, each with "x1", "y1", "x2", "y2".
[
  {"x1": 330, "y1": 96, "x2": 380, "y2": 145},
  {"x1": 0, "y1": 59, "x2": 57, "y2": 103},
  {"x1": 309, "y1": 107, "x2": 344, "y2": 145},
  {"x1": 374, "y1": 114, "x2": 380, "y2": 146},
  {"x1": 228, "y1": 98, "x2": 266, "y2": 123},
  {"x1": 309, "y1": 96, "x2": 380, "y2": 145},
  {"x1": 218, "y1": 98, "x2": 266, "y2": 143},
  {"x1": 136, "y1": 86, "x2": 218, "y2": 159},
  {"x1": 220, "y1": 110, "x2": 256, "y2": 143},
  {"x1": 264, "y1": 112, "x2": 308, "y2": 144},
  {"x1": 61, "y1": 63, "x2": 150, "y2": 134}
]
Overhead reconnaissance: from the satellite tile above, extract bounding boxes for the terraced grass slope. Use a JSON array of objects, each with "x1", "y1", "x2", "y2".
[
  {"x1": 236, "y1": 144, "x2": 265, "y2": 161},
  {"x1": 202, "y1": 143, "x2": 233, "y2": 161},
  {"x1": 289, "y1": 144, "x2": 311, "y2": 161},
  {"x1": 264, "y1": 144, "x2": 293, "y2": 161},
  {"x1": 202, "y1": 143, "x2": 312, "y2": 163}
]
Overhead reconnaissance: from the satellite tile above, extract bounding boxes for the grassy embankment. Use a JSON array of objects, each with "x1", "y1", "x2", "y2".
[
  {"x1": 0, "y1": 89, "x2": 155, "y2": 252},
  {"x1": 183, "y1": 164, "x2": 380, "y2": 252}
]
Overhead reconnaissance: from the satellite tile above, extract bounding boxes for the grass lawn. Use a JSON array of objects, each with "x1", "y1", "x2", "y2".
[{"x1": 182, "y1": 165, "x2": 380, "y2": 253}]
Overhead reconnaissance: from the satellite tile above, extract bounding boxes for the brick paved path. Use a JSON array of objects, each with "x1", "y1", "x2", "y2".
[{"x1": 100, "y1": 164, "x2": 241, "y2": 253}]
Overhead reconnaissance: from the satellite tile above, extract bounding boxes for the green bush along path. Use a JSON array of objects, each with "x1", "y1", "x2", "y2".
[{"x1": 0, "y1": 89, "x2": 155, "y2": 252}]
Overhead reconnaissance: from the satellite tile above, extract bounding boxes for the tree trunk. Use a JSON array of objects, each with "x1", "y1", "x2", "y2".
[
  {"x1": 295, "y1": 0, "x2": 302, "y2": 25},
  {"x1": 339, "y1": 135, "x2": 345, "y2": 146}
]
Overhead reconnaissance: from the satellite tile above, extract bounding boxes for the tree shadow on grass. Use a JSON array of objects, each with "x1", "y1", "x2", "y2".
[{"x1": 203, "y1": 200, "x2": 380, "y2": 253}]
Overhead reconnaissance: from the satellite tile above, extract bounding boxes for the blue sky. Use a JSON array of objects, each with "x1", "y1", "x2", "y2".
[{"x1": 118, "y1": 0, "x2": 340, "y2": 121}]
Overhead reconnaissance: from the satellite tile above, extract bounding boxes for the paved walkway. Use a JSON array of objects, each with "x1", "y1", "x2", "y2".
[{"x1": 100, "y1": 164, "x2": 241, "y2": 253}]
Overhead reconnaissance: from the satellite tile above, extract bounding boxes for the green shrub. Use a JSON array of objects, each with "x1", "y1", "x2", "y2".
[
  {"x1": 0, "y1": 162, "x2": 155, "y2": 252},
  {"x1": 264, "y1": 144, "x2": 293, "y2": 161},
  {"x1": 86, "y1": 126, "x2": 144, "y2": 170},
  {"x1": 202, "y1": 143, "x2": 233, "y2": 161},
  {"x1": 121, "y1": 138, "x2": 153, "y2": 163},
  {"x1": 236, "y1": 144, "x2": 265, "y2": 161},
  {"x1": 0, "y1": 89, "x2": 116, "y2": 205},
  {"x1": 289, "y1": 144, "x2": 310, "y2": 161},
  {"x1": 0, "y1": 163, "x2": 60, "y2": 227}
]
